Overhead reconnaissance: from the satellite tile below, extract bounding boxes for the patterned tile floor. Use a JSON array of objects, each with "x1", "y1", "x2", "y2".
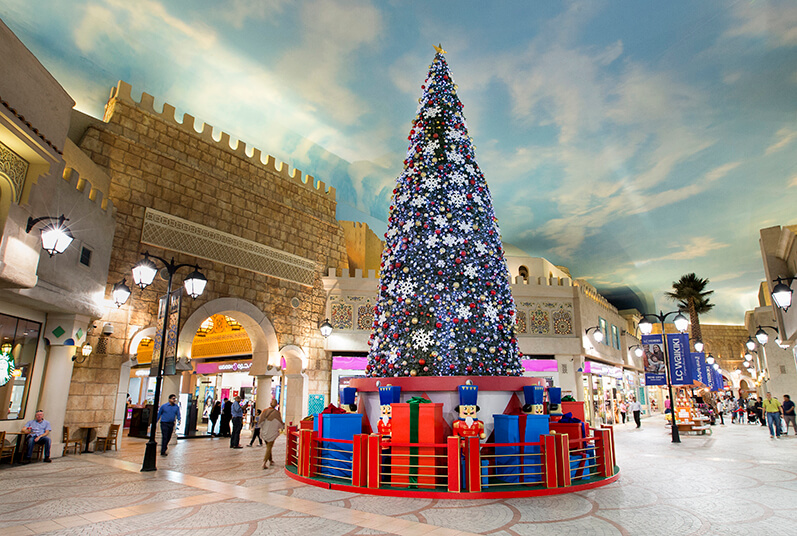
[{"x1": 1, "y1": 414, "x2": 796, "y2": 535}]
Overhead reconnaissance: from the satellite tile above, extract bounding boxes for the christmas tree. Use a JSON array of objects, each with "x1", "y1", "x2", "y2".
[{"x1": 367, "y1": 47, "x2": 522, "y2": 378}]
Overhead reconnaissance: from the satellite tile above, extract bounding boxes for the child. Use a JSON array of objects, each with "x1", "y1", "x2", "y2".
[{"x1": 248, "y1": 409, "x2": 263, "y2": 446}]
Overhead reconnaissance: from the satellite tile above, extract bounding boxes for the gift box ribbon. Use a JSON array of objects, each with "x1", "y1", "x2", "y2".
[{"x1": 408, "y1": 397, "x2": 430, "y2": 484}]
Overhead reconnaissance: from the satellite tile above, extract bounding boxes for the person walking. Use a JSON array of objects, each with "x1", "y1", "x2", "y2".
[
  {"x1": 619, "y1": 400, "x2": 627, "y2": 424},
  {"x1": 629, "y1": 397, "x2": 642, "y2": 428},
  {"x1": 220, "y1": 398, "x2": 232, "y2": 437},
  {"x1": 230, "y1": 396, "x2": 244, "y2": 448},
  {"x1": 157, "y1": 394, "x2": 181, "y2": 456},
  {"x1": 762, "y1": 392, "x2": 782, "y2": 439},
  {"x1": 209, "y1": 400, "x2": 221, "y2": 437},
  {"x1": 756, "y1": 397, "x2": 765, "y2": 426},
  {"x1": 782, "y1": 394, "x2": 796, "y2": 435},
  {"x1": 261, "y1": 399, "x2": 284, "y2": 468},
  {"x1": 248, "y1": 409, "x2": 263, "y2": 446}
]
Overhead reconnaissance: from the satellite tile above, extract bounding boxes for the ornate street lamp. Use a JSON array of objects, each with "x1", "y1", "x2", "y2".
[
  {"x1": 638, "y1": 310, "x2": 690, "y2": 444},
  {"x1": 112, "y1": 279, "x2": 132, "y2": 308},
  {"x1": 26, "y1": 214, "x2": 74, "y2": 256},
  {"x1": 117, "y1": 251, "x2": 208, "y2": 472}
]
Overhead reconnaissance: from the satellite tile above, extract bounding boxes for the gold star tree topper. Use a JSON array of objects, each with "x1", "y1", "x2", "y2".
[{"x1": 433, "y1": 44, "x2": 447, "y2": 54}]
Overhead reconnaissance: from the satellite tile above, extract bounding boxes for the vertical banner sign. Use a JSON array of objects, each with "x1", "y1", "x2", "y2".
[
  {"x1": 641, "y1": 334, "x2": 667, "y2": 386},
  {"x1": 691, "y1": 352, "x2": 707, "y2": 385},
  {"x1": 666, "y1": 333, "x2": 693, "y2": 385},
  {"x1": 149, "y1": 295, "x2": 168, "y2": 377},
  {"x1": 164, "y1": 290, "x2": 181, "y2": 376}
]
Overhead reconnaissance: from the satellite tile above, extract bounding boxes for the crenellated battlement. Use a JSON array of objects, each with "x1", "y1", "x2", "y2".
[
  {"x1": 326, "y1": 267, "x2": 379, "y2": 279},
  {"x1": 62, "y1": 166, "x2": 115, "y2": 217},
  {"x1": 575, "y1": 280, "x2": 618, "y2": 313},
  {"x1": 105, "y1": 81, "x2": 335, "y2": 201},
  {"x1": 510, "y1": 275, "x2": 573, "y2": 287}
]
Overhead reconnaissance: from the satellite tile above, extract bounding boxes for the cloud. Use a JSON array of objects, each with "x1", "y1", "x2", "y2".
[
  {"x1": 633, "y1": 236, "x2": 730, "y2": 267},
  {"x1": 217, "y1": 0, "x2": 289, "y2": 29},
  {"x1": 765, "y1": 127, "x2": 797, "y2": 155},
  {"x1": 725, "y1": 0, "x2": 797, "y2": 48},
  {"x1": 275, "y1": 0, "x2": 382, "y2": 125}
]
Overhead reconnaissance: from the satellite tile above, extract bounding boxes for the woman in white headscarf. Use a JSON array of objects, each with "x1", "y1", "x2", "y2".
[{"x1": 259, "y1": 398, "x2": 284, "y2": 468}]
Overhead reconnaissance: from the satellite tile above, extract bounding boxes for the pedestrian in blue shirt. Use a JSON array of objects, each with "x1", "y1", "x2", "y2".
[
  {"x1": 21, "y1": 410, "x2": 52, "y2": 463},
  {"x1": 230, "y1": 396, "x2": 244, "y2": 448},
  {"x1": 157, "y1": 394, "x2": 181, "y2": 456}
]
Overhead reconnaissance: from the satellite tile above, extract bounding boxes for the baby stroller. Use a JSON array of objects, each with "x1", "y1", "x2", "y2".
[{"x1": 747, "y1": 407, "x2": 758, "y2": 424}]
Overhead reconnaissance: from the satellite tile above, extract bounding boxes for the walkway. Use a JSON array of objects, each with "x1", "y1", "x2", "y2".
[{"x1": 1, "y1": 415, "x2": 796, "y2": 535}]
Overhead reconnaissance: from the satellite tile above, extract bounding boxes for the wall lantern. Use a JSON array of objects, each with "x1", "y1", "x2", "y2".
[{"x1": 26, "y1": 214, "x2": 73, "y2": 256}]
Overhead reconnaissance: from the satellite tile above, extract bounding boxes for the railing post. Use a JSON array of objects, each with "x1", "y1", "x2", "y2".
[
  {"x1": 554, "y1": 432, "x2": 571, "y2": 487},
  {"x1": 447, "y1": 436, "x2": 460, "y2": 492},
  {"x1": 352, "y1": 434, "x2": 367, "y2": 487},
  {"x1": 465, "y1": 436, "x2": 481, "y2": 492},
  {"x1": 594, "y1": 428, "x2": 614, "y2": 477},
  {"x1": 543, "y1": 434, "x2": 558, "y2": 488},
  {"x1": 285, "y1": 425, "x2": 298, "y2": 466},
  {"x1": 298, "y1": 429, "x2": 314, "y2": 477},
  {"x1": 367, "y1": 434, "x2": 382, "y2": 488}
]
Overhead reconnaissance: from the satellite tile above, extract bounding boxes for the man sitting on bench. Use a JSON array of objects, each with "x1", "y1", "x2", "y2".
[{"x1": 21, "y1": 410, "x2": 52, "y2": 463}]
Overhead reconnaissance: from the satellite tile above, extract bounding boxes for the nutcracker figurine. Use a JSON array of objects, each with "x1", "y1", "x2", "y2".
[
  {"x1": 521, "y1": 385, "x2": 545, "y2": 415},
  {"x1": 453, "y1": 384, "x2": 486, "y2": 440},
  {"x1": 341, "y1": 387, "x2": 357, "y2": 413},
  {"x1": 377, "y1": 385, "x2": 401, "y2": 438},
  {"x1": 548, "y1": 387, "x2": 563, "y2": 416}
]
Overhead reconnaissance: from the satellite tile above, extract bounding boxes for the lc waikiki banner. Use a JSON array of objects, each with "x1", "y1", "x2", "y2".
[
  {"x1": 641, "y1": 334, "x2": 667, "y2": 386},
  {"x1": 691, "y1": 352, "x2": 708, "y2": 387},
  {"x1": 667, "y1": 333, "x2": 693, "y2": 385}
]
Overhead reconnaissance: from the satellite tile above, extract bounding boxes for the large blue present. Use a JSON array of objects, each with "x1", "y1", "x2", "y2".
[
  {"x1": 493, "y1": 414, "x2": 549, "y2": 483},
  {"x1": 317, "y1": 413, "x2": 362, "y2": 478}
]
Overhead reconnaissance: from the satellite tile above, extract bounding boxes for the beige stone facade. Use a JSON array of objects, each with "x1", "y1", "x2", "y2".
[{"x1": 66, "y1": 81, "x2": 348, "y2": 432}]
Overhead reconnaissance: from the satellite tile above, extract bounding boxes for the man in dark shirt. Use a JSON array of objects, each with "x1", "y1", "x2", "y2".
[
  {"x1": 156, "y1": 394, "x2": 181, "y2": 456},
  {"x1": 782, "y1": 395, "x2": 796, "y2": 435},
  {"x1": 230, "y1": 396, "x2": 244, "y2": 449},
  {"x1": 220, "y1": 398, "x2": 232, "y2": 437}
]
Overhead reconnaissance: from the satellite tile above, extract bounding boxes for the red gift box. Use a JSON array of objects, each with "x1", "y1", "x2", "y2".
[{"x1": 390, "y1": 402, "x2": 446, "y2": 488}]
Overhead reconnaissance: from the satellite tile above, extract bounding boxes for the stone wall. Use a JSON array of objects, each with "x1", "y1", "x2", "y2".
[
  {"x1": 701, "y1": 323, "x2": 747, "y2": 370},
  {"x1": 65, "y1": 81, "x2": 347, "y2": 431}
]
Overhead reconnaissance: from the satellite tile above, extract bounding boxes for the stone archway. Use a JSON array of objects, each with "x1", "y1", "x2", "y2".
[{"x1": 177, "y1": 297, "x2": 280, "y2": 376}]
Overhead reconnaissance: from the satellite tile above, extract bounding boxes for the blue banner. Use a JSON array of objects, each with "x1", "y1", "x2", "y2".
[
  {"x1": 691, "y1": 352, "x2": 707, "y2": 385},
  {"x1": 641, "y1": 334, "x2": 667, "y2": 386},
  {"x1": 667, "y1": 333, "x2": 693, "y2": 385},
  {"x1": 712, "y1": 368, "x2": 725, "y2": 392}
]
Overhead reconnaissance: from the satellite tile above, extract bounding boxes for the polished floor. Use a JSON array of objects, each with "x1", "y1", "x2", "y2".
[{"x1": 1, "y1": 414, "x2": 796, "y2": 535}]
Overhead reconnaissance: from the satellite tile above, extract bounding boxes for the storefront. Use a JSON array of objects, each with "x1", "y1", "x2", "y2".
[
  {"x1": 0, "y1": 314, "x2": 42, "y2": 421},
  {"x1": 581, "y1": 361, "x2": 624, "y2": 426}
]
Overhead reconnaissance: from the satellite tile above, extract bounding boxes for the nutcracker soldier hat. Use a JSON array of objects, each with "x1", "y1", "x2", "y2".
[
  {"x1": 341, "y1": 387, "x2": 357, "y2": 411},
  {"x1": 378, "y1": 385, "x2": 401, "y2": 406},
  {"x1": 456, "y1": 384, "x2": 480, "y2": 411}
]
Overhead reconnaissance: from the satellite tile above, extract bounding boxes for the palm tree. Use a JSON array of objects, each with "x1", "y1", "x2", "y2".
[{"x1": 665, "y1": 273, "x2": 714, "y2": 344}]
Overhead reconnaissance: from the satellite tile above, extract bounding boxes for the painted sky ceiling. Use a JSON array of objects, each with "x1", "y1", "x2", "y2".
[{"x1": 5, "y1": 1, "x2": 796, "y2": 324}]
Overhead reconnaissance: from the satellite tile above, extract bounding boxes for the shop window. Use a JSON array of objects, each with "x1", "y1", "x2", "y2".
[{"x1": 0, "y1": 315, "x2": 41, "y2": 420}]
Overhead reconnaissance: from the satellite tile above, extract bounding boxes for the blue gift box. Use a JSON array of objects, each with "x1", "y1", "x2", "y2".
[
  {"x1": 493, "y1": 414, "x2": 549, "y2": 484},
  {"x1": 317, "y1": 413, "x2": 362, "y2": 478}
]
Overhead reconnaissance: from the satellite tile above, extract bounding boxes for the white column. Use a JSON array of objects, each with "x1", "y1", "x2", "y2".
[
  {"x1": 555, "y1": 354, "x2": 581, "y2": 400},
  {"x1": 38, "y1": 345, "x2": 76, "y2": 458},
  {"x1": 284, "y1": 373, "x2": 304, "y2": 427},
  {"x1": 256, "y1": 375, "x2": 274, "y2": 409}
]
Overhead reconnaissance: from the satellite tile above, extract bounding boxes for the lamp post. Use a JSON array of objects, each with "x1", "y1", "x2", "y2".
[
  {"x1": 114, "y1": 251, "x2": 207, "y2": 472},
  {"x1": 638, "y1": 310, "x2": 690, "y2": 444}
]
